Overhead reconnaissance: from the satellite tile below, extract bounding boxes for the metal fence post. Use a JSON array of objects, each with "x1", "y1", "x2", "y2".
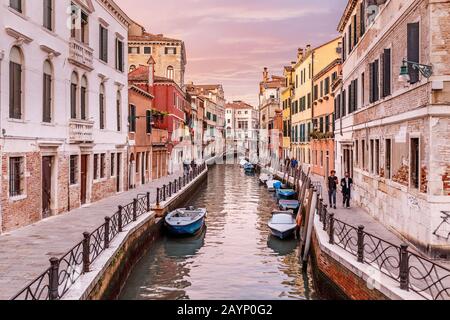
[
  {"x1": 174, "y1": 180, "x2": 177, "y2": 193},
  {"x1": 156, "y1": 188, "x2": 160, "y2": 206},
  {"x1": 179, "y1": 177, "x2": 182, "y2": 189},
  {"x1": 118, "y1": 206, "x2": 123, "y2": 232},
  {"x1": 328, "y1": 213, "x2": 335, "y2": 245},
  {"x1": 357, "y1": 226, "x2": 365, "y2": 263},
  {"x1": 104, "y1": 217, "x2": 111, "y2": 249},
  {"x1": 82, "y1": 232, "x2": 91, "y2": 273},
  {"x1": 163, "y1": 184, "x2": 167, "y2": 201},
  {"x1": 48, "y1": 257, "x2": 60, "y2": 300},
  {"x1": 323, "y1": 205, "x2": 328, "y2": 231},
  {"x1": 133, "y1": 198, "x2": 138, "y2": 221},
  {"x1": 169, "y1": 182, "x2": 172, "y2": 197},
  {"x1": 399, "y1": 244, "x2": 410, "y2": 291},
  {"x1": 147, "y1": 192, "x2": 150, "y2": 212}
]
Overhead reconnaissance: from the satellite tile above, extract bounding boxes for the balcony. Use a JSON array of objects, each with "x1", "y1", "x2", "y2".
[
  {"x1": 151, "y1": 129, "x2": 168, "y2": 146},
  {"x1": 68, "y1": 39, "x2": 94, "y2": 71},
  {"x1": 69, "y1": 119, "x2": 94, "y2": 144}
]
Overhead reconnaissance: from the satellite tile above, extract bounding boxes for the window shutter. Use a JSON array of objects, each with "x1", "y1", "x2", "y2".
[
  {"x1": 9, "y1": 62, "x2": 15, "y2": 118},
  {"x1": 99, "y1": 94, "x2": 104, "y2": 129},
  {"x1": 71, "y1": 84, "x2": 77, "y2": 119},
  {"x1": 43, "y1": 73, "x2": 52, "y2": 122},
  {"x1": 383, "y1": 48, "x2": 391, "y2": 97},
  {"x1": 407, "y1": 22, "x2": 420, "y2": 84},
  {"x1": 354, "y1": 78, "x2": 358, "y2": 111},
  {"x1": 104, "y1": 28, "x2": 108, "y2": 62},
  {"x1": 81, "y1": 86, "x2": 86, "y2": 120},
  {"x1": 146, "y1": 110, "x2": 152, "y2": 134},
  {"x1": 369, "y1": 62, "x2": 374, "y2": 103},
  {"x1": 342, "y1": 90, "x2": 346, "y2": 117},
  {"x1": 374, "y1": 59, "x2": 379, "y2": 102},
  {"x1": 11, "y1": 62, "x2": 22, "y2": 119},
  {"x1": 360, "y1": 2, "x2": 366, "y2": 36}
]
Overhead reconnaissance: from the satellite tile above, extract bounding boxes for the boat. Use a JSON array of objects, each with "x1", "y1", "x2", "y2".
[
  {"x1": 267, "y1": 180, "x2": 282, "y2": 192},
  {"x1": 259, "y1": 173, "x2": 271, "y2": 184},
  {"x1": 279, "y1": 199, "x2": 300, "y2": 212},
  {"x1": 243, "y1": 163, "x2": 255, "y2": 173},
  {"x1": 239, "y1": 158, "x2": 248, "y2": 167},
  {"x1": 276, "y1": 189, "x2": 297, "y2": 200},
  {"x1": 165, "y1": 207, "x2": 207, "y2": 236},
  {"x1": 268, "y1": 211, "x2": 297, "y2": 240}
]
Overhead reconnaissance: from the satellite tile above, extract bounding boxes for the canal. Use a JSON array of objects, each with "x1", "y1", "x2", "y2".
[{"x1": 119, "y1": 164, "x2": 318, "y2": 300}]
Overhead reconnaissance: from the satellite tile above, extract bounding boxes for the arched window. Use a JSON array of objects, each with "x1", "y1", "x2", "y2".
[
  {"x1": 80, "y1": 75, "x2": 88, "y2": 120},
  {"x1": 166, "y1": 66, "x2": 174, "y2": 80},
  {"x1": 9, "y1": 46, "x2": 23, "y2": 119},
  {"x1": 116, "y1": 90, "x2": 121, "y2": 132},
  {"x1": 43, "y1": 60, "x2": 53, "y2": 123},
  {"x1": 99, "y1": 83, "x2": 105, "y2": 129},
  {"x1": 70, "y1": 72, "x2": 78, "y2": 119}
]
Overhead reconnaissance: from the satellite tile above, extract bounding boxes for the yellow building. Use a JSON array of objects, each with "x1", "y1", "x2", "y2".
[
  {"x1": 281, "y1": 65, "x2": 294, "y2": 159},
  {"x1": 291, "y1": 38, "x2": 341, "y2": 166}
]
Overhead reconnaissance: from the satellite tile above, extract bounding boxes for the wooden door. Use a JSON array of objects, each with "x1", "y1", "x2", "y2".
[
  {"x1": 80, "y1": 155, "x2": 88, "y2": 204},
  {"x1": 42, "y1": 156, "x2": 53, "y2": 218}
]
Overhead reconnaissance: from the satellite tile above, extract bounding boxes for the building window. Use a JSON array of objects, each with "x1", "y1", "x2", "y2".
[
  {"x1": 165, "y1": 47, "x2": 177, "y2": 55},
  {"x1": 382, "y1": 48, "x2": 391, "y2": 97},
  {"x1": 116, "y1": 38, "x2": 124, "y2": 72},
  {"x1": 360, "y1": 1, "x2": 366, "y2": 37},
  {"x1": 355, "y1": 140, "x2": 359, "y2": 167},
  {"x1": 70, "y1": 72, "x2": 78, "y2": 119},
  {"x1": 43, "y1": 60, "x2": 53, "y2": 123},
  {"x1": 369, "y1": 60, "x2": 379, "y2": 103},
  {"x1": 116, "y1": 91, "x2": 121, "y2": 131},
  {"x1": 80, "y1": 75, "x2": 88, "y2": 120},
  {"x1": 144, "y1": 47, "x2": 151, "y2": 54},
  {"x1": 70, "y1": 5, "x2": 89, "y2": 45},
  {"x1": 99, "y1": 84, "x2": 105, "y2": 129},
  {"x1": 43, "y1": 0, "x2": 53, "y2": 30},
  {"x1": 9, "y1": 157, "x2": 24, "y2": 197},
  {"x1": 70, "y1": 155, "x2": 78, "y2": 185},
  {"x1": 361, "y1": 72, "x2": 365, "y2": 107},
  {"x1": 10, "y1": 0, "x2": 22, "y2": 12},
  {"x1": 324, "y1": 77, "x2": 330, "y2": 95},
  {"x1": 129, "y1": 104, "x2": 136, "y2": 132},
  {"x1": 94, "y1": 154, "x2": 99, "y2": 180},
  {"x1": 385, "y1": 139, "x2": 392, "y2": 179},
  {"x1": 99, "y1": 25, "x2": 108, "y2": 62},
  {"x1": 362, "y1": 140, "x2": 366, "y2": 171},
  {"x1": 110, "y1": 153, "x2": 115, "y2": 177},
  {"x1": 410, "y1": 138, "x2": 420, "y2": 189},
  {"x1": 100, "y1": 153, "x2": 106, "y2": 179},
  {"x1": 146, "y1": 110, "x2": 152, "y2": 134},
  {"x1": 407, "y1": 22, "x2": 420, "y2": 84},
  {"x1": 375, "y1": 139, "x2": 380, "y2": 175},
  {"x1": 167, "y1": 66, "x2": 174, "y2": 80},
  {"x1": 129, "y1": 47, "x2": 140, "y2": 54},
  {"x1": 9, "y1": 46, "x2": 23, "y2": 119}
]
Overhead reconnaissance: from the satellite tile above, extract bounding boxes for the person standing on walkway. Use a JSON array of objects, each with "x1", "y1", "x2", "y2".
[
  {"x1": 327, "y1": 170, "x2": 338, "y2": 209},
  {"x1": 341, "y1": 172, "x2": 354, "y2": 209},
  {"x1": 285, "y1": 156, "x2": 291, "y2": 172}
]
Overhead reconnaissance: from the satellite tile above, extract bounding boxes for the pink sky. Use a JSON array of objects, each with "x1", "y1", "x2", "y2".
[{"x1": 116, "y1": 0, "x2": 347, "y2": 106}]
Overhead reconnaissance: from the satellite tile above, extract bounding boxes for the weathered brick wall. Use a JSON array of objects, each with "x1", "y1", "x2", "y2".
[
  {"x1": 1, "y1": 153, "x2": 42, "y2": 232},
  {"x1": 311, "y1": 231, "x2": 388, "y2": 300},
  {"x1": 91, "y1": 179, "x2": 116, "y2": 204}
]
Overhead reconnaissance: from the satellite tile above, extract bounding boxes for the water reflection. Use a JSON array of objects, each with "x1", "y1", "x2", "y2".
[{"x1": 119, "y1": 165, "x2": 317, "y2": 300}]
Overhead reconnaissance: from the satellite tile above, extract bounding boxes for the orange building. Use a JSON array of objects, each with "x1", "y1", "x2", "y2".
[{"x1": 311, "y1": 59, "x2": 341, "y2": 178}]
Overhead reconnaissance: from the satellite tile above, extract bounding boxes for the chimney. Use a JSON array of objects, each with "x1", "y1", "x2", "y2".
[
  {"x1": 297, "y1": 48, "x2": 304, "y2": 61},
  {"x1": 263, "y1": 67, "x2": 269, "y2": 82},
  {"x1": 306, "y1": 44, "x2": 311, "y2": 54}
]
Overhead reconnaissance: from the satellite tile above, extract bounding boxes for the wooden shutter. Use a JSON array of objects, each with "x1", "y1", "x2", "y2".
[
  {"x1": 44, "y1": 0, "x2": 52, "y2": 30},
  {"x1": 99, "y1": 94, "x2": 105, "y2": 129},
  {"x1": 71, "y1": 83, "x2": 77, "y2": 119},
  {"x1": 383, "y1": 48, "x2": 391, "y2": 97},
  {"x1": 369, "y1": 62, "x2": 374, "y2": 103},
  {"x1": 81, "y1": 86, "x2": 86, "y2": 120},
  {"x1": 360, "y1": 2, "x2": 366, "y2": 36},
  {"x1": 374, "y1": 59, "x2": 379, "y2": 102},
  {"x1": 116, "y1": 99, "x2": 121, "y2": 131},
  {"x1": 9, "y1": 61, "x2": 22, "y2": 119},
  {"x1": 146, "y1": 110, "x2": 152, "y2": 134},
  {"x1": 407, "y1": 22, "x2": 420, "y2": 84},
  {"x1": 353, "y1": 14, "x2": 358, "y2": 46},
  {"x1": 43, "y1": 73, "x2": 52, "y2": 122}
]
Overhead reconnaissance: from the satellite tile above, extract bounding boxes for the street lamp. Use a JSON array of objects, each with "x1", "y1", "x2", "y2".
[{"x1": 399, "y1": 59, "x2": 433, "y2": 83}]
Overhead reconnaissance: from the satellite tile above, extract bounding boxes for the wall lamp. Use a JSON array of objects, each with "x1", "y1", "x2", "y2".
[{"x1": 399, "y1": 59, "x2": 433, "y2": 83}]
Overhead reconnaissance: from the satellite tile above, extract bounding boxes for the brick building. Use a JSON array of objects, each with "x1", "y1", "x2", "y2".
[
  {"x1": 0, "y1": 0, "x2": 131, "y2": 232},
  {"x1": 335, "y1": 0, "x2": 450, "y2": 257}
]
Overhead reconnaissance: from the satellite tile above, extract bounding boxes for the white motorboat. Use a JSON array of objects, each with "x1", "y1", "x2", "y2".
[{"x1": 268, "y1": 211, "x2": 297, "y2": 240}]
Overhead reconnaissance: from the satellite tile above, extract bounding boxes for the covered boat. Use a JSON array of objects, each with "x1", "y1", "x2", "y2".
[
  {"x1": 276, "y1": 189, "x2": 297, "y2": 200},
  {"x1": 266, "y1": 180, "x2": 282, "y2": 192},
  {"x1": 279, "y1": 200, "x2": 300, "y2": 212},
  {"x1": 243, "y1": 163, "x2": 255, "y2": 173},
  {"x1": 268, "y1": 211, "x2": 297, "y2": 240},
  {"x1": 165, "y1": 207, "x2": 207, "y2": 236}
]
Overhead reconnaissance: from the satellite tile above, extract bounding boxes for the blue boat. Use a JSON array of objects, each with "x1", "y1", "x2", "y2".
[
  {"x1": 279, "y1": 200, "x2": 300, "y2": 212},
  {"x1": 276, "y1": 189, "x2": 297, "y2": 200},
  {"x1": 243, "y1": 163, "x2": 255, "y2": 173},
  {"x1": 165, "y1": 207, "x2": 207, "y2": 236}
]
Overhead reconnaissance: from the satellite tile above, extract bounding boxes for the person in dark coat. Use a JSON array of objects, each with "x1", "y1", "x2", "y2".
[
  {"x1": 327, "y1": 170, "x2": 339, "y2": 209},
  {"x1": 341, "y1": 172, "x2": 354, "y2": 209}
]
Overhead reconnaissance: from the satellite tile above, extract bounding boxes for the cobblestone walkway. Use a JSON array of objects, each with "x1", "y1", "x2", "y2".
[{"x1": 0, "y1": 171, "x2": 184, "y2": 300}]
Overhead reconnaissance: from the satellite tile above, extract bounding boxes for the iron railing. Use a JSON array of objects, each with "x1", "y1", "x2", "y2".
[{"x1": 11, "y1": 164, "x2": 207, "y2": 300}]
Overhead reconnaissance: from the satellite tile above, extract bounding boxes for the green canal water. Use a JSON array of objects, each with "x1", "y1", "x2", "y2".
[{"x1": 119, "y1": 165, "x2": 318, "y2": 300}]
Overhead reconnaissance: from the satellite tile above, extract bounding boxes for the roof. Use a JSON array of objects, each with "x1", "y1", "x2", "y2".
[
  {"x1": 226, "y1": 101, "x2": 254, "y2": 110},
  {"x1": 128, "y1": 65, "x2": 149, "y2": 81},
  {"x1": 337, "y1": 0, "x2": 358, "y2": 32},
  {"x1": 129, "y1": 32, "x2": 182, "y2": 43}
]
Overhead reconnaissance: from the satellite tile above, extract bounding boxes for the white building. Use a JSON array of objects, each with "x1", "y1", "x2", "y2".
[{"x1": 0, "y1": 0, "x2": 131, "y2": 232}]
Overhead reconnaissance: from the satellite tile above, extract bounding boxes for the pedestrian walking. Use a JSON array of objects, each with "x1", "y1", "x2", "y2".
[
  {"x1": 341, "y1": 172, "x2": 354, "y2": 209},
  {"x1": 327, "y1": 170, "x2": 338, "y2": 209}
]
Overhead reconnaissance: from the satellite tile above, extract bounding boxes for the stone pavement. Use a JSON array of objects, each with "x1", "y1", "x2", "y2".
[{"x1": 0, "y1": 171, "x2": 184, "y2": 300}]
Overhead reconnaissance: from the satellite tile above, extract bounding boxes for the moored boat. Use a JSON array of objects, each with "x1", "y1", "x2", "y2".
[
  {"x1": 279, "y1": 200, "x2": 300, "y2": 212},
  {"x1": 259, "y1": 173, "x2": 271, "y2": 184},
  {"x1": 266, "y1": 180, "x2": 281, "y2": 192},
  {"x1": 276, "y1": 189, "x2": 297, "y2": 200},
  {"x1": 268, "y1": 211, "x2": 297, "y2": 240},
  {"x1": 165, "y1": 207, "x2": 207, "y2": 236},
  {"x1": 243, "y1": 163, "x2": 255, "y2": 172}
]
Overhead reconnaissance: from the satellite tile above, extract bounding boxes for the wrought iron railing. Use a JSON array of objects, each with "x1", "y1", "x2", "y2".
[{"x1": 11, "y1": 164, "x2": 207, "y2": 300}]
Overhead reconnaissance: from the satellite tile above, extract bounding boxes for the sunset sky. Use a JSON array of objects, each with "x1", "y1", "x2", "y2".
[{"x1": 116, "y1": 0, "x2": 347, "y2": 106}]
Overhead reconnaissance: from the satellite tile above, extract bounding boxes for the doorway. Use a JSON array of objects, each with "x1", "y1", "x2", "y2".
[
  {"x1": 80, "y1": 155, "x2": 88, "y2": 205},
  {"x1": 42, "y1": 156, "x2": 53, "y2": 218}
]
